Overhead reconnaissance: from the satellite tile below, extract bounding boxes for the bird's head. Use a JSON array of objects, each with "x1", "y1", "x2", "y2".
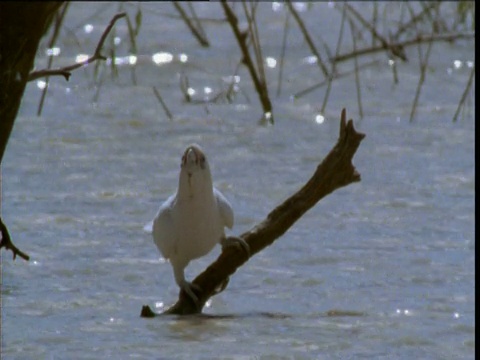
[
  {"x1": 178, "y1": 144, "x2": 212, "y2": 195},
  {"x1": 181, "y1": 144, "x2": 208, "y2": 174}
]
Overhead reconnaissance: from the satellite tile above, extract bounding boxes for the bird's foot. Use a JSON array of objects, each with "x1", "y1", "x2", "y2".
[
  {"x1": 180, "y1": 280, "x2": 202, "y2": 305},
  {"x1": 221, "y1": 236, "x2": 250, "y2": 258},
  {"x1": 213, "y1": 276, "x2": 230, "y2": 295}
]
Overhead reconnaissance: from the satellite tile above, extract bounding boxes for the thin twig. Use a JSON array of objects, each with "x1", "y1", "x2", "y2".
[
  {"x1": 419, "y1": 1, "x2": 447, "y2": 34},
  {"x1": 0, "y1": 217, "x2": 30, "y2": 261},
  {"x1": 187, "y1": 2, "x2": 208, "y2": 41},
  {"x1": 36, "y1": 2, "x2": 70, "y2": 116},
  {"x1": 286, "y1": 1, "x2": 329, "y2": 78},
  {"x1": 321, "y1": 3, "x2": 347, "y2": 113},
  {"x1": 172, "y1": 2, "x2": 209, "y2": 47},
  {"x1": 276, "y1": 11, "x2": 290, "y2": 97},
  {"x1": 409, "y1": 4, "x2": 439, "y2": 122},
  {"x1": 294, "y1": 60, "x2": 380, "y2": 100},
  {"x1": 343, "y1": 3, "x2": 407, "y2": 61},
  {"x1": 453, "y1": 67, "x2": 475, "y2": 122},
  {"x1": 371, "y1": 2, "x2": 378, "y2": 48},
  {"x1": 221, "y1": 0, "x2": 273, "y2": 123},
  {"x1": 348, "y1": 19, "x2": 363, "y2": 119},
  {"x1": 225, "y1": 61, "x2": 243, "y2": 103},
  {"x1": 125, "y1": 10, "x2": 140, "y2": 86},
  {"x1": 152, "y1": 86, "x2": 173, "y2": 120},
  {"x1": 331, "y1": 31, "x2": 474, "y2": 64},
  {"x1": 179, "y1": 73, "x2": 191, "y2": 103},
  {"x1": 242, "y1": 1, "x2": 266, "y2": 91},
  {"x1": 28, "y1": 12, "x2": 127, "y2": 82},
  {"x1": 92, "y1": 62, "x2": 106, "y2": 103},
  {"x1": 392, "y1": 2, "x2": 439, "y2": 41}
]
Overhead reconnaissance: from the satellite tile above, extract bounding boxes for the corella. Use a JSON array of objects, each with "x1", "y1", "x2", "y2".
[{"x1": 152, "y1": 144, "x2": 249, "y2": 306}]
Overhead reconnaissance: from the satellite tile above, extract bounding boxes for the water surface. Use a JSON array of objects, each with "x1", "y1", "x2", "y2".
[{"x1": 2, "y1": 2, "x2": 474, "y2": 359}]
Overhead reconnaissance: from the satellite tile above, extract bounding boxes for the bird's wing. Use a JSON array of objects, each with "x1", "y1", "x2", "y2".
[
  {"x1": 152, "y1": 194, "x2": 177, "y2": 259},
  {"x1": 214, "y1": 187, "x2": 234, "y2": 229}
]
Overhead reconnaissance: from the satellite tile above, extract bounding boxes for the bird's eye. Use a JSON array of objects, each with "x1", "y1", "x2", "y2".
[{"x1": 199, "y1": 155, "x2": 206, "y2": 168}]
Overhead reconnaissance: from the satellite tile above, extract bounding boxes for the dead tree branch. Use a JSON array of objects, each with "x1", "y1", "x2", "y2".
[
  {"x1": 286, "y1": 1, "x2": 330, "y2": 78},
  {"x1": 172, "y1": 2, "x2": 209, "y2": 47},
  {"x1": 141, "y1": 108, "x2": 365, "y2": 316},
  {"x1": 0, "y1": 217, "x2": 30, "y2": 261},
  {"x1": 27, "y1": 12, "x2": 127, "y2": 82},
  {"x1": 342, "y1": 3, "x2": 407, "y2": 61},
  {"x1": 221, "y1": 0, "x2": 273, "y2": 123},
  {"x1": 36, "y1": 2, "x2": 70, "y2": 116},
  {"x1": 453, "y1": 66, "x2": 475, "y2": 122},
  {"x1": 331, "y1": 31, "x2": 475, "y2": 64}
]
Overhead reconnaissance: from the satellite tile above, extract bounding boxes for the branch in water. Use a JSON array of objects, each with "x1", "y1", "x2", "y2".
[
  {"x1": 27, "y1": 12, "x2": 127, "y2": 82},
  {"x1": 141, "y1": 108, "x2": 365, "y2": 316}
]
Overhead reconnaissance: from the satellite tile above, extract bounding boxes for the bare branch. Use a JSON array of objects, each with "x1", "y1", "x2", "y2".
[
  {"x1": 36, "y1": 2, "x2": 70, "y2": 116},
  {"x1": 342, "y1": 3, "x2": 407, "y2": 61},
  {"x1": 294, "y1": 60, "x2": 380, "y2": 100},
  {"x1": 409, "y1": 4, "x2": 439, "y2": 122},
  {"x1": 286, "y1": 1, "x2": 330, "y2": 78},
  {"x1": 172, "y1": 2, "x2": 209, "y2": 47},
  {"x1": 221, "y1": 1, "x2": 273, "y2": 123},
  {"x1": 331, "y1": 31, "x2": 475, "y2": 64},
  {"x1": 348, "y1": 19, "x2": 364, "y2": 119},
  {"x1": 453, "y1": 67, "x2": 475, "y2": 122},
  {"x1": 141, "y1": 108, "x2": 365, "y2": 316},
  {"x1": 152, "y1": 86, "x2": 173, "y2": 120},
  {"x1": 27, "y1": 12, "x2": 127, "y2": 82},
  {"x1": 392, "y1": 2, "x2": 439, "y2": 41},
  {"x1": 0, "y1": 217, "x2": 30, "y2": 261},
  {"x1": 30, "y1": 69, "x2": 71, "y2": 81}
]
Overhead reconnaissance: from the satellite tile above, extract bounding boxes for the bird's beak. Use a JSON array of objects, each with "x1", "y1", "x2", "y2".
[{"x1": 182, "y1": 145, "x2": 205, "y2": 169}]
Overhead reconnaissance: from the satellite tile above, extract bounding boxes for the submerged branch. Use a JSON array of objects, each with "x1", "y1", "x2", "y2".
[{"x1": 141, "y1": 108, "x2": 365, "y2": 316}]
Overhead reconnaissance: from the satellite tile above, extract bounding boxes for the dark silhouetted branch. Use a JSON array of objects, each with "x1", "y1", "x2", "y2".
[
  {"x1": 342, "y1": 3, "x2": 407, "y2": 61},
  {"x1": 36, "y1": 2, "x2": 70, "y2": 116},
  {"x1": 172, "y1": 2, "x2": 210, "y2": 47},
  {"x1": 453, "y1": 67, "x2": 475, "y2": 122},
  {"x1": 152, "y1": 86, "x2": 173, "y2": 120},
  {"x1": 409, "y1": 3, "x2": 439, "y2": 122},
  {"x1": 331, "y1": 31, "x2": 474, "y2": 64},
  {"x1": 286, "y1": 1, "x2": 330, "y2": 78},
  {"x1": 221, "y1": 0, "x2": 273, "y2": 123},
  {"x1": 0, "y1": 217, "x2": 30, "y2": 261}
]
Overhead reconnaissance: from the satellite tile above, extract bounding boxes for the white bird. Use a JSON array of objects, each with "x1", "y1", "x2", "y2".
[{"x1": 152, "y1": 144, "x2": 249, "y2": 304}]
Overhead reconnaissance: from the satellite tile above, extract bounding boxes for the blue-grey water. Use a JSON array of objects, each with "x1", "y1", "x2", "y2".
[{"x1": 1, "y1": 2, "x2": 474, "y2": 359}]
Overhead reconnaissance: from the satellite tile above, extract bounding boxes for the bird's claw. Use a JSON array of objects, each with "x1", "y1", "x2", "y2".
[
  {"x1": 180, "y1": 280, "x2": 202, "y2": 305},
  {"x1": 213, "y1": 276, "x2": 230, "y2": 295},
  {"x1": 221, "y1": 236, "x2": 250, "y2": 258}
]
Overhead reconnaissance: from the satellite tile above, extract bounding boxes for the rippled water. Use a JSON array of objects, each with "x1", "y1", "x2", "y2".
[{"x1": 1, "y1": 2, "x2": 474, "y2": 359}]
